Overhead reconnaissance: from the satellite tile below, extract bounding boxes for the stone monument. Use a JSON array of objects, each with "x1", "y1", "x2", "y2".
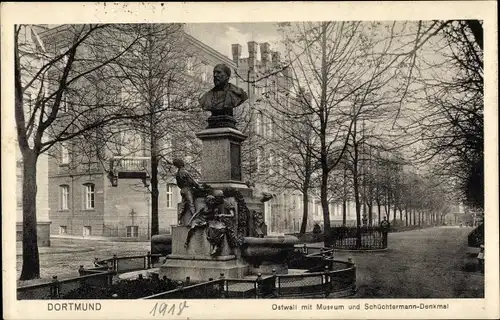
[{"x1": 160, "y1": 63, "x2": 265, "y2": 282}]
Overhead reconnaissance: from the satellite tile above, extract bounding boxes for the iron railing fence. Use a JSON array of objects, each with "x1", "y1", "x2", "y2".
[
  {"x1": 17, "y1": 271, "x2": 114, "y2": 300},
  {"x1": 18, "y1": 246, "x2": 356, "y2": 300}
]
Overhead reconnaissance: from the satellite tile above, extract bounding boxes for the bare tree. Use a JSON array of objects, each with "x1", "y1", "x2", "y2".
[
  {"x1": 397, "y1": 20, "x2": 484, "y2": 212},
  {"x1": 15, "y1": 24, "x2": 156, "y2": 280}
]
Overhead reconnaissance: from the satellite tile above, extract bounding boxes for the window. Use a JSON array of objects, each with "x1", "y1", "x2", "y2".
[
  {"x1": 255, "y1": 111, "x2": 261, "y2": 135},
  {"x1": 61, "y1": 143, "x2": 69, "y2": 165},
  {"x1": 186, "y1": 57, "x2": 194, "y2": 75},
  {"x1": 256, "y1": 148, "x2": 261, "y2": 172},
  {"x1": 258, "y1": 112, "x2": 264, "y2": 136},
  {"x1": 59, "y1": 226, "x2": 67, "y2": 235},
  {"x1": 166, "y1": 184, "x2": 174, "y2": 208},
  {"x1": 201, "y1": 63, "x2": 208, "y2": 82},
  {"x1": 268, "y1": 151, "x2": 274, "y2": 175},
  {"x1": 83, "y1": 226, "x2": 92, "y2": 236},
  {"x1": 61, "y1": 91, "x2": 68, "y2": 112},
  {"x1": 84, "y1": 183, "x2": 95, "y2": 209},
  {"x1": 126, "y1": 226, "x2": 139, "y2": 238},
  {"x1": 60, "y1": 185, "x2": 69, "y2": 210}
]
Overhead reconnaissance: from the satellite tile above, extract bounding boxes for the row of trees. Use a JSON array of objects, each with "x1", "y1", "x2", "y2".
[{"x1": 236, "y1": 20, "x2": 482, "y2": 243}]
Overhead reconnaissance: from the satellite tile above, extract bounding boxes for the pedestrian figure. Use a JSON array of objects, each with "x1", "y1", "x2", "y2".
[{"x1": 379, "y1": 216, "x2": 390, "y2": 248}]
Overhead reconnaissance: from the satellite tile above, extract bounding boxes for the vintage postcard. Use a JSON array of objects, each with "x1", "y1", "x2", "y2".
[{"x1": 1, "y1": 1, "x2": 498, "y2": 319}]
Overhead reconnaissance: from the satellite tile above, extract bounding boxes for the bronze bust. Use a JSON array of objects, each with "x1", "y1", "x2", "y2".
[{"x1": 199, "y1": 63, "x2": 248, "y2": 128}]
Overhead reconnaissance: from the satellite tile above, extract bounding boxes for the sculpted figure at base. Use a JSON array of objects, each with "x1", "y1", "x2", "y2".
[
  {"x1": 251, "y1": 210, "x2": 266, "y2": 238},
  {"x1": 207, "y1": 190, "x2": 237, "y2": 256},
  {"x1": 184, "y1": 195, "x2": 217, "y2": 249},
  {"x1": 199, "y1": 64, "x2": 248, "y2": 128},
  {"x1": 173, "y1": 158, "x2": 200, "y2": 226}
]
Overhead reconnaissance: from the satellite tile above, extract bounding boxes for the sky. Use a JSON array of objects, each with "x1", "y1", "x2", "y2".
[{"x1": 184, "y1": 22, "x2": 284, "y2": 61}]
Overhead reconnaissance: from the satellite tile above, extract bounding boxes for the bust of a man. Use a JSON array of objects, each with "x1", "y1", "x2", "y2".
[{"x1": 199, "y1": 63, "x2": 248, "y2": 128}]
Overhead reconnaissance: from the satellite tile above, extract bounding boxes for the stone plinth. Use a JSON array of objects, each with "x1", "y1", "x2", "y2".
[
  {"x1": 160, "y1": 226, "x2": 249, "y2": 282},
  {"x1": 196, "y1": 128, "x2": 247, "y2": 184}
]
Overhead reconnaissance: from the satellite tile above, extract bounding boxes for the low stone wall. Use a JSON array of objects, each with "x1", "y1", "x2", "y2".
[{"x1": 16, "y1": 221, "x2": 52, "y2": 247}]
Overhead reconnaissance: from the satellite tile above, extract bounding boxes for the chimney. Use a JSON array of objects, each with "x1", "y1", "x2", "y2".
[
  {"x1": 260, "y1": 42, "x2": 270, "y2": 65},
  {"x1": 231, "y1": 44, "x2": 242, "y2": 66},
  {"x1": 248, "y1": 41, "x2": 258, "y2": 70}
]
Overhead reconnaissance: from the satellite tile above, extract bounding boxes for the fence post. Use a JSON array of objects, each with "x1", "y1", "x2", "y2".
[
  {"x1": 256, "y1": 273, "x2": 262, "y2": 298},
  {"x1": 185, "y1": 276, "x2": 191, "y2": 286},
  {"x1": 107, "y1": 266, "x2": 114, "y2": 286},
  {"x1": 271, "y1": 269, "x2": 278, "y2": 298},
  {"x1": 303, "y1": 243, "x2": 307, "y2": 254},
  {"x1": 112, "y1": 254, "x2": 118, "y2": 272},
  {"x1": 219, "y1": 273, "x2": 226, "y2": 298},
  {"x1": 78, "y1": 265, "x2": 85, "y2": 276},
  {"x1": 324, "y1": 265, "x2": 331, "y2": 297},
  {"x1": 147, "y1": 251, "x2": 151, "y2": 269},
  {"x1": 50, "y1": 276, "x2": 60, "y2": 299}
]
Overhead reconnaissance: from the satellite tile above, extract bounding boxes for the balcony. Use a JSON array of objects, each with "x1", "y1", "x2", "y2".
[{"x1": 111, "y1": 156, "x2": 150, "y2": 179}]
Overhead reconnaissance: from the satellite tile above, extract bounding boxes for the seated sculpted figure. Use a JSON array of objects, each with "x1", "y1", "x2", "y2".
[
  {"x1": 206, "y1": 190, "x2": 237, "y2": 256},
  {"x1": 184, "y1": 195, "x2": 217, "y2": 249}
]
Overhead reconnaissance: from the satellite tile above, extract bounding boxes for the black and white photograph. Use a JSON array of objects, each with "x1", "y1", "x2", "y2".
[{"x1": 2, "y1": 2, "x2": 498, "y2": 320}]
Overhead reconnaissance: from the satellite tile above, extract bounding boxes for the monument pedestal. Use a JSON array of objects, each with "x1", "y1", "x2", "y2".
[
  {"x1": 160, "y1": 226, "x2": 248, "y2": 282},
  {"x1": 196, "y1": 127, "x2": 247, "y2": 185},
  {"x1": 159, "y1": 124, "x2": 268, "y2": 282}
]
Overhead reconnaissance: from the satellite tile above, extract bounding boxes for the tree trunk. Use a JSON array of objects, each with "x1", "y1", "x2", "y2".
[
  {"x1": 393, "y1": 204, "x2": 397, "y2": 222},
  {"x1": 150, "y1": 134, "x2": 159, "y2": 237},
  {"x1": 368, "y1": 202, "x2": 373, "y2": 226},
  {"x1": 353, "y1": 162, "x2": 362, "y2": 249},
  {"x1": 300, "y1": 187, "x2": 309, "y2": 234},
  {"x1": 20, "y1": 151, "x2": 40, "y2": 280},
  {"x1": 150, "y1": 156, "x2": 159, "y2": 237},
  {"x1": 376, "y1": 197, "x2": 382, "y2": 225},
  {"x1": 321, "y1": 170, "x2": 331, "y2": 246},
  {"x1": 342, "y1": 167, "x2": 347, "y2": 226}
]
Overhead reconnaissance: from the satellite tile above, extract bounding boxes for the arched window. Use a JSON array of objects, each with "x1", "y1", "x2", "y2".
[{"x1": 83, "y1": 183, "x2": 95, "y2": 209}]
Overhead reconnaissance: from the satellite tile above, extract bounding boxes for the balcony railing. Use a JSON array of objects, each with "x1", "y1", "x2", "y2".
[{"x1": 111, "y1": 156, "x2": 150, "y2": 178}]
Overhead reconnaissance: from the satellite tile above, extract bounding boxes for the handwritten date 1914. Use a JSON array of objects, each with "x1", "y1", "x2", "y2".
[{"x1": 150, "y1": 301, "x2": 190, "y2": 316}]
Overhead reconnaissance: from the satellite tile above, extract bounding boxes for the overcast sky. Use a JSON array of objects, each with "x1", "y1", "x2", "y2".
[{"x1": 184, "y1": 22, "x2": 283, "y2": 60}]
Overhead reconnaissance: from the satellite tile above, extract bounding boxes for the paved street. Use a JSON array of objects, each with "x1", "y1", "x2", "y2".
[
  {"x1": 336, "y1": 226, "x2": 484, "y2": 298},
  {"x1": 16, "y1": 237, "x2": 150, "y2": 286},
  {"x1": 17, "y1": 227, "x2": 483, "y2": 298}
]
